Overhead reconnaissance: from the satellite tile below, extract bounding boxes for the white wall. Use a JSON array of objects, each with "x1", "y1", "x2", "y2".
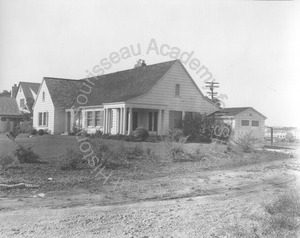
[
  {"x1": 233, "y1": 108, "x2": 265, "y2": 140},
  {"x1": 33, "y1": 80, "x2": 55, "y2": 133}
]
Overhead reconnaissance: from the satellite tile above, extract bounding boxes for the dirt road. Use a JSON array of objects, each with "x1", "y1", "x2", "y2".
[{"x1": 1, "y1": 158, "x2": 300, "y2": 238}]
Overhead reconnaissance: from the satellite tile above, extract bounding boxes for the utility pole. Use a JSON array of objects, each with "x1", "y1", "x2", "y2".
[{"x1": 205, "y1": 81, "x2": 219, "y2": 101}]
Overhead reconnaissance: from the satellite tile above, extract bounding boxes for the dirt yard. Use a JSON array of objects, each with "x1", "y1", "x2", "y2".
[{"x1": 0, "y1": 134, "x2": 299, "y2": 238}]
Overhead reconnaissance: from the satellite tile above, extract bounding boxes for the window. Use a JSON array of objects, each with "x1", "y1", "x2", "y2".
[
  {"x1": 43, "y1": 112, "x2": 47, "y2": 126},
  {"x1": 241, "y1": 120, "x2": 249, "y2": 126},
  {"x1": 39, "y1": 113, "x2": 43, "y2": 126},
  {"x1": 252, "y1": 120, "x2": 259, "y2": 127},
  {"x1": 169, "y1": 110, "x2": 183, "y2": 129},
  {"x1": 87, "y1": 111, "x2": 93, "y2": 126},
  {"x1": 175, "y1": 84, "x2": 180, "y2": 97},
  {"x1": 42, "y1": 92, "x2": 45, "y2": 101},
  {"x1": 95, "y1": 111, "x2": 103, "y2": 126},
  {"x1": 38, "y1": 112, "x2": 48, "y2": 126},
  {"x1": 20, "y1": 99, "x2": 24, "y2": 107}
]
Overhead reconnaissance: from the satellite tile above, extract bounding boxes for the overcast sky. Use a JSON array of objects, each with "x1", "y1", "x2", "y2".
[{"x1": 0, "y1": 0, "x2": 299, "y2": 127}]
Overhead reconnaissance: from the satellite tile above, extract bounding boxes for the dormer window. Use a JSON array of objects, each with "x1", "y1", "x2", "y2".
[
  {"x1": 175, "y1": 84, "x2": 180, "y2": 97},
  {"x1": 42, "y1": 92, "x2": 45, "y2": 101}
]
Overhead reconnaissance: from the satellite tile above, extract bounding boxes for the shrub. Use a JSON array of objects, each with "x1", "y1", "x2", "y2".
[
  {"x1": 166, "y1": 129, "x2": 189, "y2": 143},
  {"x1": 183, "y1": 113, "x2": 216, "y2": 142},
  {"x1": 38, "y1": 129, "x2": 44, "y2": 136},
  {"x1": 60, "y1": 148, "x2": 84, "y2": 170},
  {"x1": 167, "y1": 144, "x2": 193, "y2": 162},
  {"x1": 262, "y1": 190, "x2": 300, "y2": 236},
  {"x1": 0, "y1": 153, "x2": 15, "y2": 170},
  {"x1": 234, "y1": 132, "x2": 256, "y2": 153},
  {"x1": 20, "y1": 121, "x2": 33, "y2": 133},
  {"x1": 133, "y1": 127, "x2": 149, "y2": 141},
  {"x1": 30, "y1": 128, "x2": 37, "y2": 135},
  {"x1": 90, "y1": 130, "x2": 103, "y2": 138},
  {"x1": 14, "y1": 145, "x2": 40, "y2": 163}
]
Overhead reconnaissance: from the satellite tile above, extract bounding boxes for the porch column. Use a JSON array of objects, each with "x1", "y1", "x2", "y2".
[
  {"x1": 64, "y1": 111, "x2": 68, "y2": 132},
  {"x1": 127, "y1": 107, "x2": 132, "y2": 135},
  {"x1": 105, "y1": 109, "x2": 109, "y2": 134},
  {"x1": 119, "y1": 107, "x2": 123, "y2": 134},
  {"x1": 70, "y1": 110, "x2": 75, "y2": 132},
  {"x1": 103, "y1": 109, "x2": 106, "y2": 133},
  {"x1": 123, "y1": 107, "x2": 127, "y2": 135},
  {"x1": 157, "y1": 109, "x2": 162, "y2": 135}
]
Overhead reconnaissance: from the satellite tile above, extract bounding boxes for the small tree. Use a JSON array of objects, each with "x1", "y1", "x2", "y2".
[{"x1": 183, "y1": 113, "x2": 216, "y2": 142}]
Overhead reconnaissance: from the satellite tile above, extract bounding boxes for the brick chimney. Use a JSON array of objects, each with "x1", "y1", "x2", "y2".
[
  {"x1": 134, "y1": 59, "x2": 146, "y2": 68},
  {"x1": 11, "y1": 84, "x2": 18, "y2": 98}
]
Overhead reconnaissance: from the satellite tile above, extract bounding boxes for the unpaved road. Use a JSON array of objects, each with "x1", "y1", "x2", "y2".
[{"x1": 1, "y1": 158, "x2": 300, "y2": 238}]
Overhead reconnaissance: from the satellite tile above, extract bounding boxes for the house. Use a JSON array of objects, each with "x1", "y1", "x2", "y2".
[
  {"x1": 210, "y1": 107, "x2": 267, "y2": 141},
  {"x1": 0, "y1": 97, "x2": 22, "y2": 132},
  {"x1": 13, "y1": 82, "x2": 40, "y2": 113},
  {"x1": 33, "y1": 59, "x2": 218, "y2": 135}
]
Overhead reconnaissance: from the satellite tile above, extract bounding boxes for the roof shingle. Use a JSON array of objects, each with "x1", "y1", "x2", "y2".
[
  {"x1": 44, "y1": 78, "x2": 83, "y2": 108},
  {"x1": 0, "y1": 97, "x2": 22, "y2": 116},
  {"x1": 19, "y1": 82, "x2": 40, "y2": 99},
  {"x1": 72, "y1": 60, "x2": 178, "y2": 107}
]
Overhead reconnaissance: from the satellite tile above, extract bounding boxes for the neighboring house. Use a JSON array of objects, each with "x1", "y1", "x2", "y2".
[
  {"x1": 33, "y1": 59, "x2": 218, "y2": 135},
  {"x1": 210, "y1": 107, "x2": 267, "y2": 141},
  {"x1": 14, "y1": 82, "x2": 40, "y2": 113},
  {"x1": 0, "y1": 97, "x2": 22, "y2": 132},
  {"x1": 265, "y1": 127, "x2": 299, "y2": 140}
]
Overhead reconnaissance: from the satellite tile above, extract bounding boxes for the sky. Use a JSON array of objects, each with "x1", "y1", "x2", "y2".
[{"x1": 0, "y1": 0, "x2": 299, "y2": 127}]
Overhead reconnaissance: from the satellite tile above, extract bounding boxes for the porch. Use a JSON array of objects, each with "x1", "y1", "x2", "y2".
[{"x1": 65, "y1": 103, "x2": 168, "y2": 135}]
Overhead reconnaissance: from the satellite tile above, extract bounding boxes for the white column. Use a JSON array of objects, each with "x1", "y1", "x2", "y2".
[
  {"x1": 119, "y1": 108, "x2": 123, "y2": 134},
  {"x1": 103, "y1": 109, "x2": 106, "y2": 133},
  {"x1": 123, "y1": 107, "x2": 127, "y2": 135},
  {"x1": 157, "y1": 109, "x2": 162, "y2": 135},
  {"x1": 127, "y1": 107, "x2": 132, "y2": 135}
]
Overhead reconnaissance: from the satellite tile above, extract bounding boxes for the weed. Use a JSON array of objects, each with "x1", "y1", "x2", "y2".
[
  {"x1": 14, "y1": 145, "x2": 40, "y2": 163},
  {"x1": 60, "y1": 148, "x2": 85, "y2": 170}
]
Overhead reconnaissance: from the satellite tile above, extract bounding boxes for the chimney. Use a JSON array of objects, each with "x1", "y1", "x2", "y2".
[
  {"x1": 134, "y1": 59, "x2": 146, "y2": 68},
  {"x1": 11, "y1": 84, "x2": 17, "y2": 98}
]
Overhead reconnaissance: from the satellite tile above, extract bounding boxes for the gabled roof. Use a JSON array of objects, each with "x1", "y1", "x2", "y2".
[
  {"x1": 44, "y1": 77, "x2": 83, "y2": 108},
  {"x1": 72, "y1": 60, "x2": 178, "y2": 107},
  {"x1": 211, "y1": 107, "x2": 267, "y2": 119},
  {"x1": 0, "y1": 97, "x2": 22, "y2": 117},
  {"x1": 18, "y1": 82, "x2": 40, "y2": 100}
]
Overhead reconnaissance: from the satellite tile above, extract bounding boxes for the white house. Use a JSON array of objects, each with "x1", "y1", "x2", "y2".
[
  {"x1": 210, "y1": 107, "x2": 267, "y2": 141},
  {"x1": 14, "y1": 82, "x2": 40, "y2": 113},
  {"x1": 33, "y1": 59, "x2": 218, "y2": 135}
]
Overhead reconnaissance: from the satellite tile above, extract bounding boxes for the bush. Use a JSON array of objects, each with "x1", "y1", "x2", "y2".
[
  {"x1": 30, "y1": 128, "x2": 37, "y2": 135},
  {"x1": 14, "y1": 145, "x2": 40, "y2": 163},
  {"x1": 20, "y1": 121, "x2": 33, "y2": 133},
  {"x1": 38, "y1": 129, "x2": 44, "y2": 136},
  {"x1": 0, "y1": 153, "x2": 15, "y2": 170},
  {"x1": 234, "y1": 132, "x2": 256, "y2": 153},
  {"x1": 262, "y1": 190, "x2": 300, "y2": 236},
  {"x1": 90, "y1": 130, "x2": 103, "y2": 138},
  {"x1": 133, "y1": 127, "x2": 149, "y2": 141},
  {"x1": 60, "y1": 148, "x2": 84, "y2": 170},
  {"x1": 183, "y1": 113, "x2": 216, "y2": 143},
  {"x1": 167, "y1": 129, "x2": 189, "y2": 143}
]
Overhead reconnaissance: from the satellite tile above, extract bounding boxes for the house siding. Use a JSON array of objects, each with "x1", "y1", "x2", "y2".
[
  {"x1": 33, "y1": 81, "x2": 55, "y2": 133},
  {"x1": 233, "y1": 109, "x2": 265, "y2": 140},
  {"x1": 128, "y1": 61, "x2": 217, "y2": 133},
  {"x1": 15, "y1": 86, "x2": 26, "y2": 109}
]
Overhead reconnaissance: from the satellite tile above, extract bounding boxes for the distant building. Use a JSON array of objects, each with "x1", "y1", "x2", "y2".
[
  {"x1": 210, "y1": 107, "x2": 267, "y2": 141},
  {"x1": 14, "y1": 82, "x2": 40, "y2": 113},
  {"x1": 265, "y1": 127, "x2": 299, "y2": 140},
  {"x1": 0, "y1": 97, "x2": 22, "y2": 132}
]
